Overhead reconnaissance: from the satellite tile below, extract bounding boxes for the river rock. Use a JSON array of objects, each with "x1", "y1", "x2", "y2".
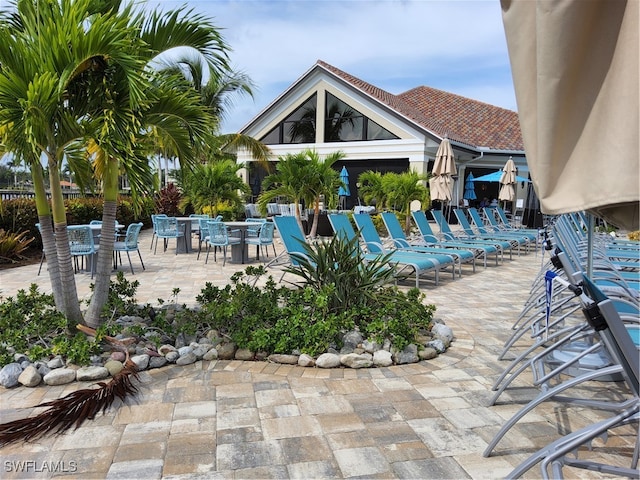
[
  {"x1": 47, "y1": 357, "x2": 64, "y2": 369},
  {"x1": 105, "y1": 360, "x2": 124, "y2": 376},
  {"x1": 131, "y1": 354, "x2": 150, "y2": 371},
  {"x1": 419, "y1": 347, "x2": 438, "y2": 360},
  {"x1": 148, "y1": 356, "x2": 168, "y2": 369},
  {"x1": 393, "y1": 344, "x2": 419, "y2": 365},
  {"x1": 76, "y1": 366, "x2": 109, "y2": 381},
  {"x1": 18, "y1": 365, "x2": 41, "y2": 387},
  {"x1": 216, "y1": 342, "x2": 237, "y2": 360},
  {"x1": 203, "y1": 348, "x2": 218, "y2": 361},
  {"x1": 43, "y1": 368, "x2": 77, "y2": 386},
  {"x1": 340, "y1": 353, "x2": 373, "y2": 369},
  {"x1": 343, "y1": 330, "x2": 363, "y2": 348},
  {"x1": 268, "y1": 354, "x2": 299, "y2": 365},
  {"x1": 373, "y1": 350, "x2": 393, "y2": 367},
  {"x1": 176, "y1": 351, "x2": 197, "y2": 365},
  {"x1": 165, "y1": 351, "x2": 179, "y2": 363},
  {"x1": 298, "y1": 354, "x2": 315, "y2": 367},
  {"x1": 316, "y1": 353, "x2": 341, "y2": 368},
  {"x1": 0, "y1": 363, "x2": 23, "y2": 388},
  {"x1": 235, "y1": 349, "x2": 255, "y2": 361}
]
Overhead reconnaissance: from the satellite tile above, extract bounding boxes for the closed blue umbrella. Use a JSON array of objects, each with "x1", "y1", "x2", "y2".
[
  {"x1": 338, "y1": 166, "x2": 350, "y2": 210},
  {"x1": 338, "y1": 166, "x2": 350, "y2": 196},
  {"x1": 464, "y1": 173, "x2": 477, "y2": 200}
]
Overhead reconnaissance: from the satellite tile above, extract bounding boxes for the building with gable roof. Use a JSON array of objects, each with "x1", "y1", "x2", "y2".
[{"x1": 238, "y1": 60, "x2": 528, "y2": 209}]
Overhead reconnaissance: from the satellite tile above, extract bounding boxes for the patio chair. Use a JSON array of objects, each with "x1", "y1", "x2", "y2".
[
  {"x1": 411, "y1": 210, "x2": 498, "y2": 267},
  {"x1": 380, "y1": 211, "x2": 476, "y2": 275},
  {"x1": 481, "y1": 207, "x2": 541, "y2": 240},
  {"x1": 484, "y1": 249, "x2": 640, "y2": 460},
  {"x1": 245, "y1": 221, "x2": 276, "y2": 261},
  {"x1": 270, "y1": 215, "x2": 314, "y2": 277},
  {"x1": 203, "y1": 220, "x2": 241, "y2": 266},
  {"x1": 433, "y1": 210, "x2": 509, "y2": 263},
  {"x1": 113, "y1": 222, "x2": 145, "y2": 274},
  {"x1": 467, "y1": 207, "x2": 535, "y2": 252},
  {"x1": 328, "y1": 213, "x2": 442, "y2": 288},
  {"x1": 352, "y1": 213, "x2": 457, "y2": 282},
  {"x1": 150, "y1": 214, "x2": 167, "y2": 251},
  {"x1": 153, "y1": 216, "x2": 184, "y2": 255},
  {"x1": 67, "y1": 225, "x2": 99, "y2": 278},
  {"x1": 453, "y1": 208, "x2": 522, "y2": 256},
  {"x1": 503, "y1": 271, "x2": 640, "y2": 479}
]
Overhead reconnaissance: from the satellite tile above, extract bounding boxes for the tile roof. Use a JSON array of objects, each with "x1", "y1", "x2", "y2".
[{"x1": 316, "y1": 60, "x2": 523, "y2": 152}]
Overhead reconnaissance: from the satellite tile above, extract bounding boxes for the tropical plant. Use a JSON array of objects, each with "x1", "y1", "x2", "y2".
[
  {"x1": 282, "y1": 233, "x2": 396, "y2": 312},
  {"x1": 176, "y1": 160, "x2": 249, "y2": 216},
  {"x1": 381, "y1": 170, "x2": 429, "y2": 233},
  {"x1": 302, "y1": 149, "x2": 345, "y2": 238},
  {"x1": 257, "y1": 152, "x2": 313, "y2": 233},
  {"x1": 358, "y1": 170, "x2": 386, "y2": 208}
]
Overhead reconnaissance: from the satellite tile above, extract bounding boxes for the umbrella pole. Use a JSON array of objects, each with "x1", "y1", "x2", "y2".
[{"x1": 586, "y1": 213, "x2": 594, "y2": 277}]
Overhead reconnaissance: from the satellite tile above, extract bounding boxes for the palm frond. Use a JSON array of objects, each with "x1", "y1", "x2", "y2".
[{"x1": 0, "y1": 360, "x2": 139, "y2": 447}]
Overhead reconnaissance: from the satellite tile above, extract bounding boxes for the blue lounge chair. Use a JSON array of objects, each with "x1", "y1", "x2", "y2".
[
  {"x1": 467, "y1": 207, "x2": 535, "y2": 253},
  {"x1": 271, "y1": 215, "x2": 314, "y2": 269},
  {"x1": 352, "y1": 213, "x2": 457, "y2": 282},
  {"x1": 411, "y1": 210, "x2": 498, "y2": 267},
  {"x1": 328, "y1": 213, "x2": 443, "y2": 288},
  {"x1": 380, "y1": 211, "x2": 476, "y2": 275},
  {"x1": 451, "y1": 208, "x2": 519, "y2": 258},
  {"x1": 432, "y1": 210, "x2": 508, "y2": 263}
]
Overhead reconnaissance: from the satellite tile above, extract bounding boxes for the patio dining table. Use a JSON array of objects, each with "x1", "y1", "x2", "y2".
[
  {"x1": 174, "y1": 217, "x2": 201, "y2": 254},
  {"x1": 223, "y1": 221, "x2": 257, "y2": 264}
]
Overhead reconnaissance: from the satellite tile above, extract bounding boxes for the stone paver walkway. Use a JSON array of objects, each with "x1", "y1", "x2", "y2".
[{"x1": 0, "y1": 228, "x2": 636, "y2": 479}]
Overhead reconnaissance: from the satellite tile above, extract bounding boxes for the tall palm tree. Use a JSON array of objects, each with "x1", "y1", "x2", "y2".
[
  {"x1": 303, "y1": 149, "x2": 345, "y2": 238},
  {"x1": 381, "y1": 171, "x2": 429, "y2": 233},
  {"x1": 0, "y1": 0, "x2": 233, "y2": 326},
  {"x1": 177, "y1": 160, "x2": 249, "y2": 216},
  {"x1": 257, "y1": 152, "x2": 314, "y2": 233},
  {"x1": 358, "y1": 171, "x2": 387, "y2": 209}
]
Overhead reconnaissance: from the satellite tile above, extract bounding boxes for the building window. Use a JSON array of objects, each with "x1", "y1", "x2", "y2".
[
  {"x1": 260, "y1": 94, "x2": 317, "y2": 144},
  {"x1": 325, "y1": 93, "x2": 398, "y2": 142}
]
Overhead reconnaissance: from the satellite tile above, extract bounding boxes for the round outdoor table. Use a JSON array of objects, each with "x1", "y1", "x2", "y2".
[
  {"x1": 174, "y1": 217, "x2": 200, "y2": 254},
  {"x1": 223, "y1": 221, "x2": 256, "y2": 264}
]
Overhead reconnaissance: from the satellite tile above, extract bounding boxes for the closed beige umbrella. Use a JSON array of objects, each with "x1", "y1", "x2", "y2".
[
  {"x1": 498, "y1": 157, "x2": 516, "y2": 202},
  {"x1": 429, "y1": 137, "x2": 457, "y2": 203},
  {"x1": 501, "y1": 0, "x2": 639, "y2": 230}
]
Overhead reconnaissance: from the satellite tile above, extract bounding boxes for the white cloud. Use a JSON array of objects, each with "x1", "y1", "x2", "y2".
[{"x1": 154, "y1": 0, "x2": 516, "y2": 132}]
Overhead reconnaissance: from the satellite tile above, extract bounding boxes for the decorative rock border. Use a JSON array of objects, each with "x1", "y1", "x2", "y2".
[{"x1": 0, "y1": 320, "x2": 455, "y2": 389}]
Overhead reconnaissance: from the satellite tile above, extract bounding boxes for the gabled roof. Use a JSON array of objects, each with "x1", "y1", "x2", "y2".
[{"x1": 316, "y1": 60, "x2": 523, "y2": 151}]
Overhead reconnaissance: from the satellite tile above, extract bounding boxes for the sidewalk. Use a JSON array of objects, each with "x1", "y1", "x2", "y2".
[{"x1": 0, "y1": 230, "x2": 635, "y2": 479}]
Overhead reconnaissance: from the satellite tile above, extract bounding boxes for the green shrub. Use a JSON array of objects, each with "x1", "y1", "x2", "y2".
[{"x1": 0, "y1": 285, "x2": 100, "y2": 366}]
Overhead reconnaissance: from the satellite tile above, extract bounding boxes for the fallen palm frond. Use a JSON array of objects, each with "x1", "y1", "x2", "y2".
[{"x1": 0, "y1": 325, "x2": 140, "y2": 447}]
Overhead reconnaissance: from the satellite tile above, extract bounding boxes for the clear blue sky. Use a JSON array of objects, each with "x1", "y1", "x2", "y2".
[{"x1": 155, "y1": 0, "x2": 517, "y2": 134}]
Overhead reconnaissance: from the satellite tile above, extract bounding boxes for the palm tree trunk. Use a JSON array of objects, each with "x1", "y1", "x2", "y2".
[
  {"x1": 309, "y1": 199, "x2": 320, "y2": 238},
  {"x1": 48, "y1": 161, "x2": 83, "y2": 324},
  {"x1": 85, "y1": 158, "x2": 118, "y2": 328},
  {"x1": 31, "y1": 164, "x2": 64, "y2": 311}
]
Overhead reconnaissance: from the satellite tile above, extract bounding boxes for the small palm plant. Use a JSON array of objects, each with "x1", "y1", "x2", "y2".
[{"x1": 283, "y1": 234, "x2": 396, "y2": 313}]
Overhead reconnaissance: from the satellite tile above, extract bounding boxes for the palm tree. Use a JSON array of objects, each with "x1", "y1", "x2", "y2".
[
  {"x1": 177, "y1": 160, "x2": 249, "y2": 216},
  {"x1": 358, "y1": 171, "x2": 387, "y2": 208},
  {"x1": 303, "y1": 149, "x2": 345, "y2": 238},
  {"x1": 381, "y1": 171, "x2": 429, "y2": 233},
  {"x1": 0, "y1": 0, "x2": 233, "y2": 326},
  {"x1": 257, "y1": 152, "x2": 314, "y2": 233}
]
